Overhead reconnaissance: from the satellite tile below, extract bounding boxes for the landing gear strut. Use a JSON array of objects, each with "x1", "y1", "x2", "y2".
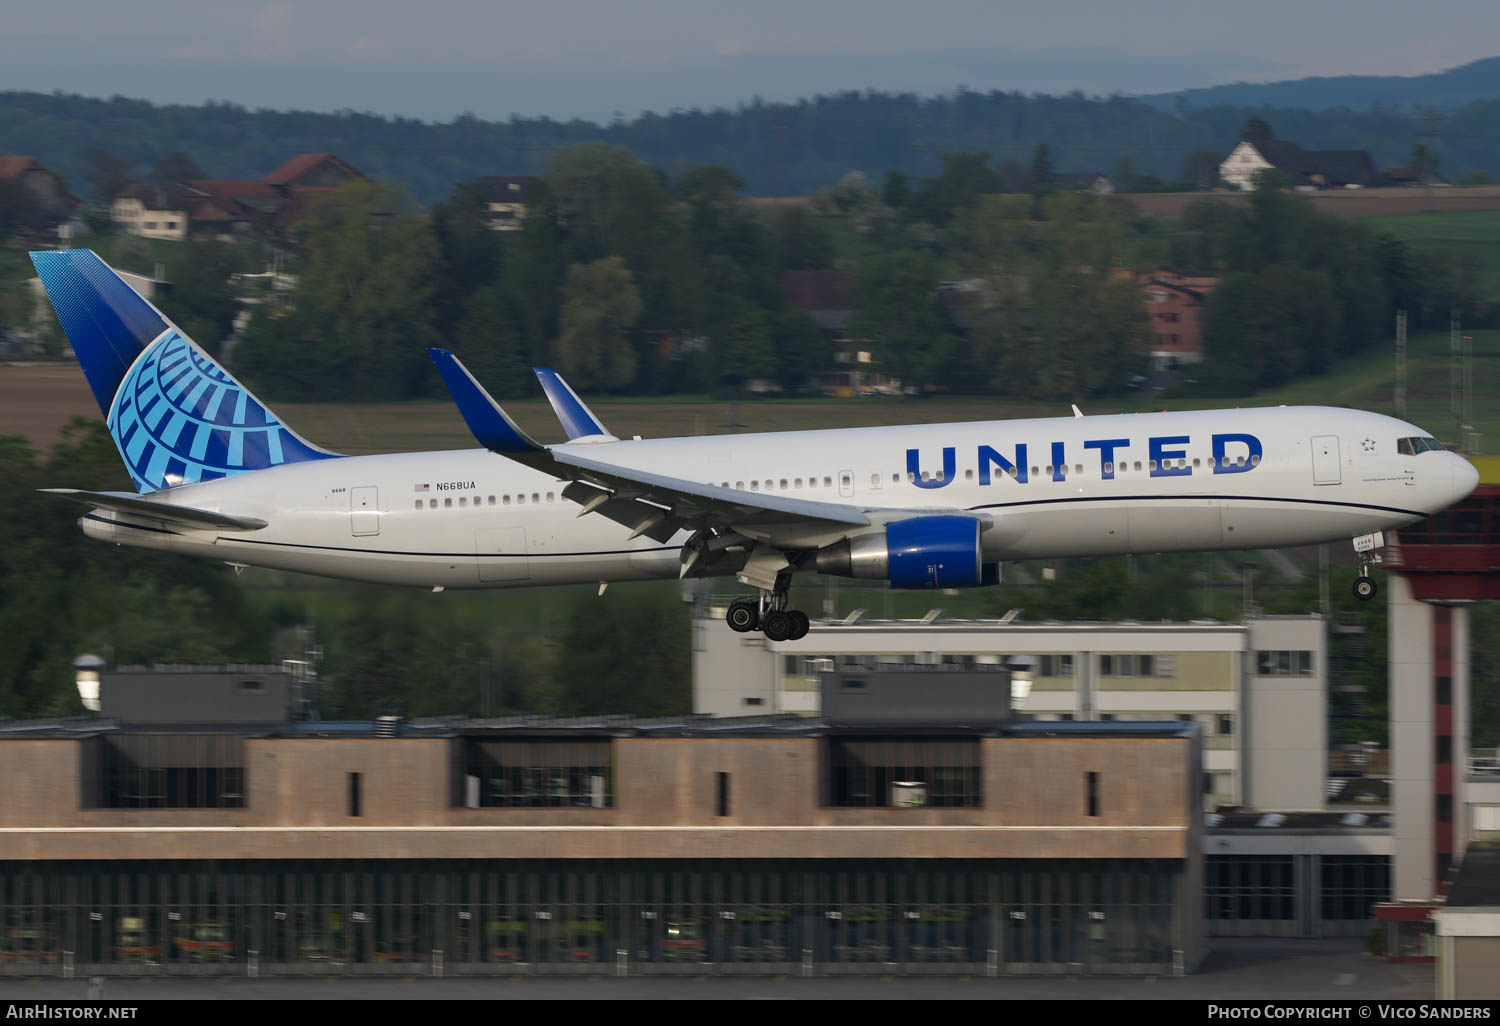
[
  {"x1": 1352, "y1": 532, "x2": 1383, "y2": 602},
  {"x1": 724, "y1": 584, "x2": 810, "y2": 640}
]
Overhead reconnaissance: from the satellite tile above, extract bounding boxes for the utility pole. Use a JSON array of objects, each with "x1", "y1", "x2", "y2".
[
  {"x1": 1395, "y1": 309, "x2": 1407, "y2": 419},
  {"x1": 1451, "y1": 308, "x2": 1461, "y2": 421},
  {"x1": 1319, "y1": 545, "x2": 1330, "y2": 617},
  {"x1": 1463, "y1": 331, "x2": 1475, "y2": 451},
  {"x1": 1416, "y1": 106, "x2": 1443, "y2": 214}
]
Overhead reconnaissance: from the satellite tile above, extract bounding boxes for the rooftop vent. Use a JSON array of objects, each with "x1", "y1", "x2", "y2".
[
  {"x1": 375, "y1": 715, "x2": 400, "y2": 738},
  {"x1": 1256, "y1": 813, "x2": 1286, "y2": 828}
]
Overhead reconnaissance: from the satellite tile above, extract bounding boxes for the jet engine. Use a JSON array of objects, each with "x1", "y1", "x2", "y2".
[{"x1": 814, "y1": 515, "x2": 998, "y2": 589}]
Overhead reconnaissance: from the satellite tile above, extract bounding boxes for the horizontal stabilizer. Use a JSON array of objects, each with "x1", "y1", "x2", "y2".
[
  {"x1": 534, "y1": 366, "x2": 617, "y2": 441},
  {"x1": 427, "y1": 349, "x2": 546, "y2": 455},
  {"x1": 40, "y1": 489, "x2": 268, "y2": 531}
]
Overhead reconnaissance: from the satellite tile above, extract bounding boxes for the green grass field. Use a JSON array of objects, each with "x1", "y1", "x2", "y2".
[
  {"x1": 1363, "y1": 209, "x2": 1500, "y2": 300},
  {"x1": 270, "y1": 327, "x2": 1500, "y2": 456}
]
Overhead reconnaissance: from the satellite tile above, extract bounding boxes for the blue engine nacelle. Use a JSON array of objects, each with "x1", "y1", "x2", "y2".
[{"x1": 814, "y1": 515, "x2": 994, "y2": 589}]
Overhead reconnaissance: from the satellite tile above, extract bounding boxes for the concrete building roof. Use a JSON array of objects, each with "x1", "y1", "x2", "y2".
[
  {"x1": 1444, "y1": 846, "x2": 1500, "y2": 908},
  {"x1": 0, "y1": 712, "x2": 1200, "y2": 741}
]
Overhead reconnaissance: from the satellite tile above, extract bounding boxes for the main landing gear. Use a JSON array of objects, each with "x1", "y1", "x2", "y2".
[{"x1": 726, "y1": 593, "x2": 810, "y2": 641}]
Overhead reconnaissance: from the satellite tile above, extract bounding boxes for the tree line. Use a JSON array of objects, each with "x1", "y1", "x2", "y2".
[
  {"x1": 7, "y1": 137, "x2": 1490, "y2": 405},
  {"x1": 4, "y1": 87, "x2": 1500, "y2": 206}
]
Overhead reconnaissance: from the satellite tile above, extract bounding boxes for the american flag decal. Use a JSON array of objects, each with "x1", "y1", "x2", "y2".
[{"x1": 414, "y1": 483, "x2": 429, "y2": 492}]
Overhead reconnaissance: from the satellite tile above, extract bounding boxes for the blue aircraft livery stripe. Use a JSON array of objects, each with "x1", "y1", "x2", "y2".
[
  {"x1": 967, "y1": 494, "x2": 1429, "y2": 519},
  {"x1": 31, "y1": 250, "x2": 339, "y2": 494},
  {"x1": 106, "y1": 330, "x2": 338, "y2": 493},
  {"x1": 427, "y1": 348, "x2": 545, "y2": 453},
  {"x1": 29, "y1": 250, "x2": 170, "y2": 417},
  {"x1": 534, "y1": 366, "x2": 609, "y2": 439}
]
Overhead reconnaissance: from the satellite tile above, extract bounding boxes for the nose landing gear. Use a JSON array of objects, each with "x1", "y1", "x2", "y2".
[{"x1": 1352, "y1": 531, "x2": 1385, "y2": 602}]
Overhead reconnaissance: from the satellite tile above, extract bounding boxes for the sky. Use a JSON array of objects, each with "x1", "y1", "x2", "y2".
[{"x1": 3, "y1": 0, "x2": 1498, "y2": 123}]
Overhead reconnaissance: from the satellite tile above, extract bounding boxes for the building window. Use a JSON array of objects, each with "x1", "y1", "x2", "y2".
[
  {"x1": 828, "y1": 737, "x2": 981, "y2": 808},
  {"x1": 1437, "y1": 676, "x2": 1452, "y2": 705},
  {"x1": 743, "y1": 697, "x2": 763, "y2": 707},
  {"x1": 1437, "y1": 735, "x2": 1452, "y2": 764},
  {"x1": 348, "y1": 772, "x2": 361, "y2": 817},
  {"x1": 1101, "y1": 654, "x2": 1171, "y2": 677},
  {"x1": 1086, "y1": 772, "x2": 1099, "y2": 817},
  {"x1": 1206, "y1": 856, "x2": 1296, "y2": 923},
  {"x1": 1256, "y1": 651, "x2": 1314, "y2": 676},
  {"x1": 459, "y1": 738, "x2": 613, "y2": 808},
  {"x1": 1319, "y1": 856, "x2": 1391, "y2": 922},
  {"x1": 1217, "y1": 714, "x2": 1233, "y2": 736},
  {"x1": 90, "y1": 734, "x2": 246, "y2": 809},
  {"x1": 717, "y1": 772, "x2": 730, "y2": 817},
  {"x1": 1039, "y1": 655, "x2": 1074, "y2": 677}
]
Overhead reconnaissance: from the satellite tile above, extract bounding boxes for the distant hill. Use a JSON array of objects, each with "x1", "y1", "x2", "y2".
[
  {"x1": 1143, "y1": 56, "x2": 1500, "y2": 112},
  {"x1": 2, "y1": 86, "x2": 1498, "y2": 207}
]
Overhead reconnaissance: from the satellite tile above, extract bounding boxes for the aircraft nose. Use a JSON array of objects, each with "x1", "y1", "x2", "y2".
[{"x1": 1452, "y1": 456, "x2": 1480, "y2": 503}]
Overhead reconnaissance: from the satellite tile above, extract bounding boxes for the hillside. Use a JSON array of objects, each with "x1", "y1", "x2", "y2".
[
  {"x1": 1143, "y1": 56, "x2": 1500, "y2": 112},
  {"x1": 4, "y1": 85, "x2": 1500, "y2": 206}
]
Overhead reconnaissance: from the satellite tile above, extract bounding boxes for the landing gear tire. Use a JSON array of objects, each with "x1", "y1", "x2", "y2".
[
  {"x1": 1353, "y1": 576, "x2": 1378, "y2": 602},
  {"x1": 762, "y1": 610, "x2": 793, "y2": 642},
  {"x1": 787, "y1": 610, "x2": 810, "y2": 641},
  {"x1": 727, "y1": 599, "x2": 759, "y2": 633}
]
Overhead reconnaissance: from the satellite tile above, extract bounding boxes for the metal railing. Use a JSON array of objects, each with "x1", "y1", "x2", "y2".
[{"x1": 1467, "y1": 748, "x2": 1500, "y2": 776}]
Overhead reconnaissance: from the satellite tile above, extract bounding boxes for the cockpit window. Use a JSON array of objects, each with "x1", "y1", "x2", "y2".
[{"x1": 1397, "y1": 437, "x2": 1444, "y2": 455}]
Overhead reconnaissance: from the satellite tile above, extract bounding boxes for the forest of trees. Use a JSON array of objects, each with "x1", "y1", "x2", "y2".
[
  {"x1": 4, "y1": 86, "x2": 1500, "y2": 205},
  {"x1": 222, "y1": 145, "x2": 1487, "y2": 403}
]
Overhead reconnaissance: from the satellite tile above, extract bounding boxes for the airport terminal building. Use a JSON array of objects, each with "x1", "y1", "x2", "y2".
[{"x1": 0, "y1": 666, "x2": 1207, "y2": 977}]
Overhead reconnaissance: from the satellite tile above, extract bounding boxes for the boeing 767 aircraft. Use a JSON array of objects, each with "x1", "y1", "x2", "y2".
[{"x1": 30, "y1": 250, "x2": 1479, "y2": 640}]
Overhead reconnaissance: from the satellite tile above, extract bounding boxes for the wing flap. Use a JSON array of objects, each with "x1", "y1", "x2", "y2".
[
  {"x1": 552, "y1": 448, "x2": 872, "y2": 528},
  {"x1": 41, "y1": 489, "x2": 268, "y2": 531}
]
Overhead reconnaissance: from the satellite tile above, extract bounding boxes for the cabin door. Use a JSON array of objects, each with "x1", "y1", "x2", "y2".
[
  {"x1": 476, "y1": 527, "x2": 530, "y2": 582},
  {"x1": 350, "y1": 486, "x2": 380, "y2": 536},
  {"x1": 1311, "y1": 436, "x2": 1341, "y2": 485}
]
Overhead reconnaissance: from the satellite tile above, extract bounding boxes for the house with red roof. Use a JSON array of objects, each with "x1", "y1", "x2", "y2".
[
  {"x1": 1141, "y1": 270, "x2": 1218, "y2": 369},
  {"x1": 111, "y1": 154, "x2": 364, "y2": 242},
  {"x1": 0, "y1": 156, "x2": 80, "y2": 227}
]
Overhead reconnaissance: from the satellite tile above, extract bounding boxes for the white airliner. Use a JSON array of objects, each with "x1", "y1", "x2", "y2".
[{"x1": 31, "y1": 250, "x2": 1478, "y2": 640}]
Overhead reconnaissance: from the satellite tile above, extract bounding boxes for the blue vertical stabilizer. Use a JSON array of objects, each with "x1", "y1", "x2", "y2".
[{"x1": 30, "y1": 250, "x2": 338, "y2": 493}]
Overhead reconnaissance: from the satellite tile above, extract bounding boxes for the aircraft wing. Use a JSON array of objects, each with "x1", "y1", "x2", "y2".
[
  {"x1": 427, "y1": 348, "x2": 974, "y2": 560},
  {"x1": 550, "y1": 447, "x2": 872, "y2": 528},
  {"x1": 40, "y1": 489, "x2": 269, "y2": 531}
]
